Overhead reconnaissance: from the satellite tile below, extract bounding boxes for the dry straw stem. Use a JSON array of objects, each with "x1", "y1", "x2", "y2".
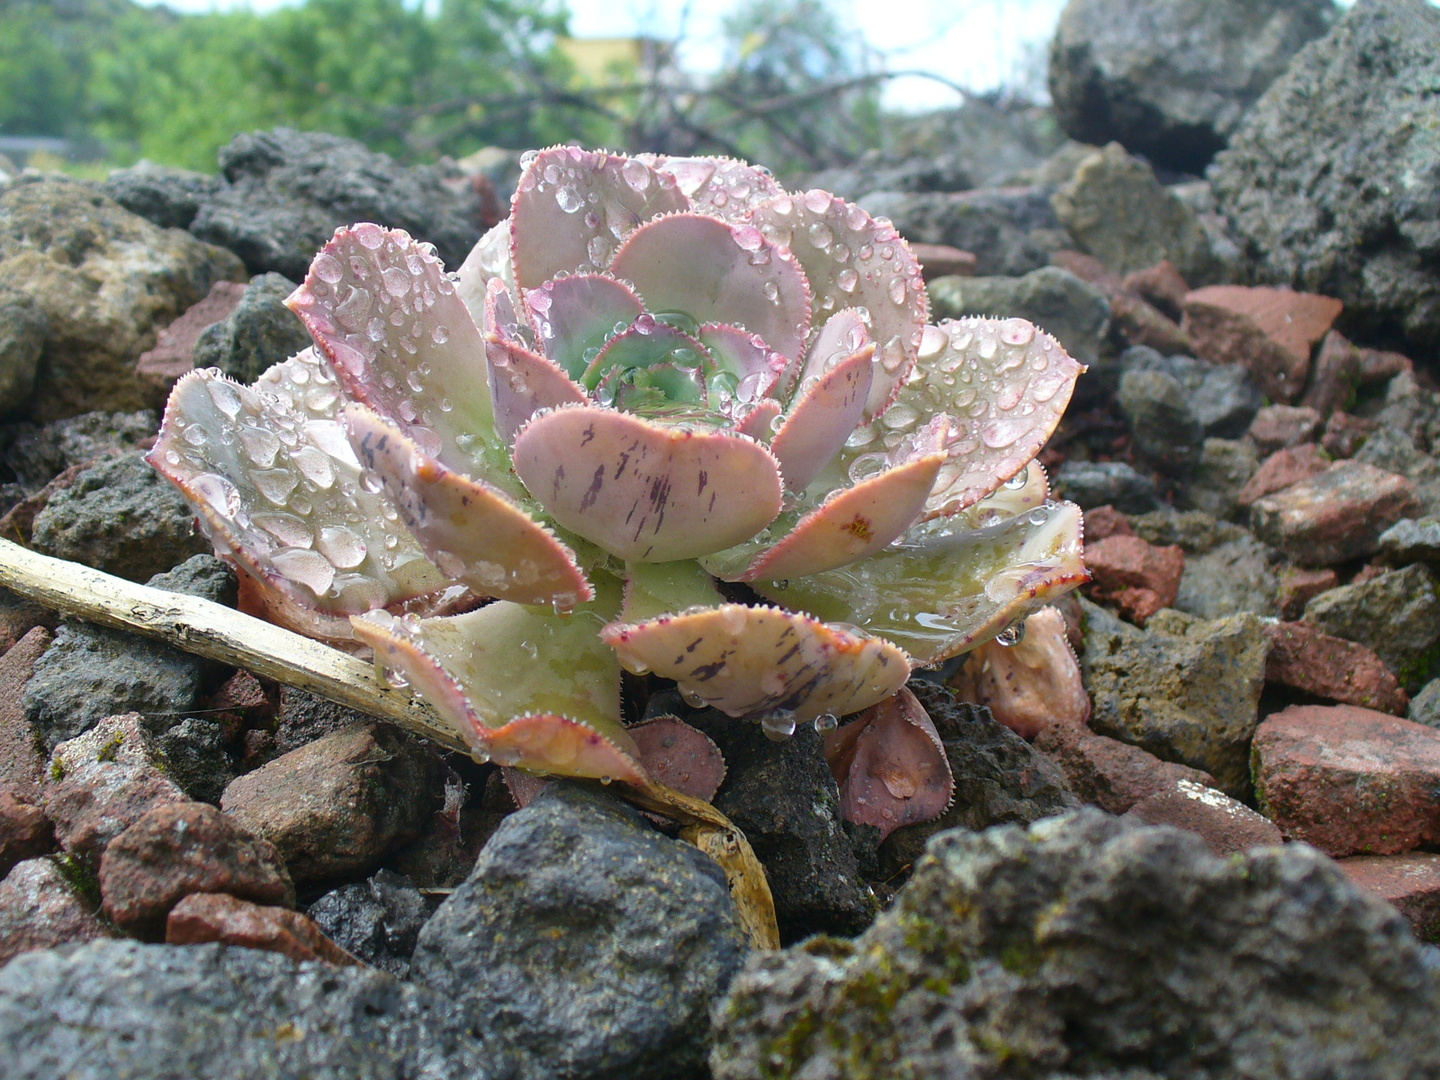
[{"x1": 0, "y1": 537, "x2": 778, "y2": 949}]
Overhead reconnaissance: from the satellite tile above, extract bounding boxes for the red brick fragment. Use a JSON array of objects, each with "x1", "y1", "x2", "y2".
[
  {"x1": 0, "y1": 627, "x2": 53, "y2": 801},
  {"x1": 1182, "y1": 285, "x2": 1343, "y2": 403},
  {"x1": 1252, "y1": 704, "x2": 1440, "y2": 856},
  {"x1": 1263, "y1": 621, "x2": 1408, "y2": 715},
  {"x1": 0, "y1": 783, "x2": 53, "y2": 878},
  {"x1": 910, "y1": 242, "x2": 977, "y2": 281},
  {"x1": 167, "y1": 892, "x2": 362, "y2": 966},
  {"x1": 1125, "y1": 778, "x2": 1283, "y2": 856},
  {"x1": 1035, "y1": 723, "x2": 1217, "y2": 815},
  {"x1": 1121, "y1": 260, "x2": 1191, "y2": 321},
  {"x1": 1247, "y1": 404, "x2": 1323, "y2": 456},
  {"x1": 1248, "y1": 461, "x2": 1418, "y2": 566},
  {"x1": 1277, "y1": 566, "x2": 1338, "y2": 621},
  {"x1": 1339, "y1": 853, "x2": 1440, "y2": 943},
  {"x1": 1237, "y1": 443, "x2": 1331, "y2": 507},
  {"x1": 135, "y1": 280, "x2": 246, "y2": 405},
  {"x1": 1081, "y1": 504, "x2": 1133, "y2": 541},
  {"x1": 1082, "y1": 534, "x2": 1184, "y2": 624}
]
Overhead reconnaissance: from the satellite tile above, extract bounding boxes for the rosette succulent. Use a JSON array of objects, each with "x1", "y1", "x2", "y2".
[{"x1": 150, "y1": 146, "x2": 1087, "y2": 837}]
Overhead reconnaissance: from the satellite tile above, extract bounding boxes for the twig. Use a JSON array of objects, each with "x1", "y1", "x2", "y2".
[{"x1": 0, "y1": 538, "x2": 779, "y2": 949}]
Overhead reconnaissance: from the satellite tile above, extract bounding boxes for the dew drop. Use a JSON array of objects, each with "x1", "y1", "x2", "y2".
[
  {"x1": 760, "y1": 713, "x2": 798, "y2": 741},
  {"x1": 555, "y1": 185, "x2": 583, "y2": 213},
  {"x1": 813, "y1": 713, "x2": 838, "y2": 732},
  {"x1": 620, "y1": 158, "x2": 651, "y2": 192},
  {"x1": 317, "y1": 525, "x2": 367, "y2": 569},
  {"x1": 836, "y1": 268, "x2": 858, "y2": 293},
  {"x1": 311, "y1": 253, "x2": 344, "y2": 283},
  {"x1": 995, "y1": 620, "x2": 1027, "y2": 647},
  {"x1": 272, "y1": 547, "x2": 336, "y2": 595}
]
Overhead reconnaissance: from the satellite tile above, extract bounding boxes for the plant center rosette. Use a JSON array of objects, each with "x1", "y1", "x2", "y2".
[{"x1": 150, "y1": 147, "x2": 1088, "y2": 838}]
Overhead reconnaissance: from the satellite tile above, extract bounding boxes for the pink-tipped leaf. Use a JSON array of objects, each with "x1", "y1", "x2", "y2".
[
  {"x1": 509, "y1": 147, "x2": 689, "y2": 289},
  {"x1": 768, "y1": 342, "x2": 874, "y2": 491},
  {"x1": 286, "y1": 224, "x2": 496, "y2": 477},
  {"x1": 823, "y1": 686, "x2": 953, "y2": 842},
  {"x1": 609, "y1": 213, "x2": 813, "y2": 363},
  {"x1": 345, "y1": 404, "x2": 592, "y2": 609},
  {"x1": 511, "y1": 405, "x2": 783, "y2": 562},
  {"x1": 485, "y1": 333, "x2": 588, "y2": 446},
  {"x1": 641, "y1": 154, "x2": 785, "y2": 221},
  {"x1": 601, "y1": 604, "x2": 911, "y2": 723},
  {"x1": 524, "y1": 273, "x2": 645, "y2": 380},
  {"x1": 351, "y1": 593, "x2": 645, "y2": 783}
]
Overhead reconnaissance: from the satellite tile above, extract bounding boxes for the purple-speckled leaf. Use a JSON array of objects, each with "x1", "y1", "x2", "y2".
[
  {"x1": 524, "y1": 273, "x2": 644, "y2": 379},
  {"x1": 485, "y1": 333, "x2": 588, "y2": 446},
  {"x1": 346, "y1": 404, "x2": 592, "y2": 609},
  {"x1": 601, "y1": 604, "x2": 910, "y2": 723},
  {"x1": 148, "y1": 355, "x2": 451, "y2": 636},
  {"x1": 609, "y1": 213, "x2": 812, "y2": 362},
  {"x1": 641, "y1": 154, "x2": 785, "y2": 221},
  {"x1": 769, "y1": 342, "x2": 874, "y2": 491},
  {"x1": 351, "y1": 593, "x2": 646, "y2": 783},
  {"x1": 511, "y1": 405, "x2": 783, "y2": 562},
  {"x1": 823, "y1": 686, "x2": 952, "y2": 842},
  {"x1": 286, "y1": 224, "x2": 496, "y2": 478},
  {"x1": 582, "y1": 319, "x2": 711, "y2": 392},
  {"x1": 754, "y1": 501, "x2": 1090, "y2": 666},
  {"x1": 696, "y1": 323, "x2": 787, "y2": 403},
  {"x1": 871, "y1": 317, "x2": 1084, "y2": 519},
  {"x1": 748, "y1": 192, "x2": 927, "y2": 418},
  {"x1": 743, "y1": 419, "x2": 948, "y2": 581},
  {"x1": 510, "y1": 147, "x2": 689, "y2": 289},
  {"x1": 628, "y1": 716, "x2": 727, "y2": 802}
]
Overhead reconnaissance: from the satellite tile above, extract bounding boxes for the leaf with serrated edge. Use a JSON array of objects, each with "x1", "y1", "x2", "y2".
[
  {"x1": 456, "y1": 218, "x2": 516, "y2": 324},
  {"x1": 696, "y1": 324, "x2": 787, "y2": 400},
  {"x1": 946, "y1": 460, "x2": 1050, "y2": 530},
  {"x1": 896, "y1": 317, "x2": 1084, "y2": 519},
  {"x1": 629, "y1": 716, "x2": 727, "y2": 802},
  {"x1": 823, "y1": 687, "x2": 953, "y2": 842},
  {"x1": 287, "y1": 224, "x2": 497, "y2": 478},
  {"x1": 610, "y1": 213, "x2": 812, "y2": 363},
  {"x1": 485, "y1": 333, "x2": 588, "y2": 446},
  {"x1": 601, "y1": 604, "x2": 910, "y2": 723},
  {"x1": 769, "y1": 342, "x2": 874, "y2": 492},
  {"x1": 753, "y1": 501, "x2": 1089, "y2": 666},
  {"x1": 510, "y1": 147, "x2": 688, "y2": 289},
  {"x1": 641, "y1": 154, "x2": 785, "y2": 222},
  {"x1": 748, "y1": 192, "x2": 927, "y2": 418},
  {"x1": 351, "y1": 589, "x2": 644, "y2": 782},
  {"x1": 512, "y1": 404, "x2": 783, "y2": 562},
  {"x1": 525, "y1": 273, "x2": 644, "y2": 380},
  {"x1": 345, "y1": 403, "x2": 592, "y2": 609},
  {"x1": 735, "y1": 399, "x2": 782, "y2": 441},
  {"x1": 482, "y1": 277, "x2": 537, "y2": 350},
  {"x1": 150, "y1": 358, "x2": 450, "y2": 628},
  {"x1": 742, "y1": 421, "x2": 947, "y2": 581}
]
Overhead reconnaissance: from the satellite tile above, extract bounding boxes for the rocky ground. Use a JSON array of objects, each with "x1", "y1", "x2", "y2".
[{"x1": 2, "y1": 0, "x2": 1440, "y2": 1076}]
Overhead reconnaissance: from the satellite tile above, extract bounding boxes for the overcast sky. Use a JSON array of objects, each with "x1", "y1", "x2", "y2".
[{"x1": 139, "y1": 0, "x2": 1369, "y2": 111}]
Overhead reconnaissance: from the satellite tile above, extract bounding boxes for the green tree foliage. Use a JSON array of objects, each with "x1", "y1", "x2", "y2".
[{"x1": 0, "y1": 0, "x2": 581, "y2": 171}]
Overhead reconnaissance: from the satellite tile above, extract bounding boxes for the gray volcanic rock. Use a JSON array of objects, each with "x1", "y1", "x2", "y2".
[
  {"x1": 187, "y1": 128, "x2": 487, "y2": 280},
  {"x1": 0, "y1": 940, "x2": 513, "y2": 1080},
  {"x1": 927, "y1": 266, "x2": 1110, "y2": 366},
  {"x1": 1210, "y1": 0, "x2": 1440, "y2": 354},
  {"x1": 712, "y1": 810, "x2": 1440, "y2": 1079},
  {"x1": 411, "y1": 781, "x2": 745, "y2": 1080},
  {"x1": 192, "y1": 272, "x2": 312, "y2": 385},
  {"x1": 1050, "y1": 0, "x2": 1337, "y2": 173},
  {"x1": 863, "y1": 186, "x2": 1070, "y2": 277}
]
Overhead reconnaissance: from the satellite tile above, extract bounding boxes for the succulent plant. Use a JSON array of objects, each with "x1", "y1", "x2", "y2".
[{"x1": 150, "y1": 146, "x2": 1087, "y2": 838}]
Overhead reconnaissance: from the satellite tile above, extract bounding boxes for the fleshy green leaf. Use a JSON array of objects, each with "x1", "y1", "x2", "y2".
[
  {"x1": 696, "y1": 323, "x2": 787, "y2": 404},
  {"x1": 286, "y1": 224, "x2": 499, "y2": 479},
  {"x1": 351, "y1": 585, "x2": 645, "y2": 783},
  {"x1": 346, "y1": 404, "x2": 592, "y2": 610},
  {"x1": 149, "y1": 356, "x2": 451, "y2": 639},
  {"x1": 752, "y1": 501, "x2": 1089, "y2": 666},
  {"x1": 582, "y1": 319, "x2": 711, "y2": 393},
  {"x1": 601, "y1": 604, "x2": 910, "y2": 723},
  {"x1": 509, "y1": 147, "x2": 689, "y2": 289},
  {"x1": 748, "y1": 192, "x2": 927, "y2": 418},
  {"x1": 609, "y1": 212, "x2": 813, "y2": 363},
  {"x1": 511, "y1": 404, "x2": 783, "y2": 562},
  {"x1": 621, "y1": 558, "x2": 726, "y2": 623}
]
